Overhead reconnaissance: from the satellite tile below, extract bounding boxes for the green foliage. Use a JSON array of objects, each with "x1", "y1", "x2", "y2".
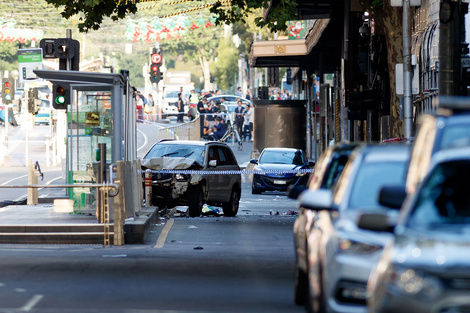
[
  {"x1": 0, "y1": 42, "x2": 20, "y2": 74},
  {"x1": 210, "y1": 0, "x2": 298, "y2": 32},
  {"x1": 113, "y1": 51, "x2": 147, "y2": 87},
  {"x1": 45, "y1": 0, "x2": 138, "y2": 32},
  {"x1": 211, "y1": 38, "x2": 238, "y2": 91}
]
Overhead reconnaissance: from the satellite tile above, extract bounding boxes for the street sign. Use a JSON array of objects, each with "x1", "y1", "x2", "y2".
[
  {"x1": 151, "y1": 53, "x2": 162, "y2": 64},
  {"x1": 18, "y1": 48, "x2": 44, "y2": 86}
]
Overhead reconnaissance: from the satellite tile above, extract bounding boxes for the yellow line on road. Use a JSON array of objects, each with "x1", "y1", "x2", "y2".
[{"x1": 154, "y1": 218, "x2": 174, "y2": 248}]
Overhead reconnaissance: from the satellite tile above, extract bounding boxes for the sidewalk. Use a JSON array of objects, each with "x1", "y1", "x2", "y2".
[{"x1": 0, "y1": 139, "x2": 257, "y2": 244}]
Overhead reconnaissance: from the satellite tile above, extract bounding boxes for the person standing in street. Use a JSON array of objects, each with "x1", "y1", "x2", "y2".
[
  {"x1": 146, "y1": 94, "x2": 155, "y2": 123},
  {"x1": 136, "y1": 94, "x2": 144, "y2": 123},
  {"x1": 197, "y1": 97, "x2": 208, "y2": 136},
  {"x1": 243, "y1": 103, "x2": 252, "y2": 141},
  {"x1": 235, "y1": 86, "x2": 243, "y2": 97},
  {"x1": 177, "y1": 93, "x2": 185, "y2": 123},
  {"x1": 246, "y1": 102, "x2": 254, "y2": 142},
  {"x1": 234, "y1": 100, "x2": 245, "y2": 139},
  {"x1": 245, "y1": 89, "x2": 251, "y2": 101}
]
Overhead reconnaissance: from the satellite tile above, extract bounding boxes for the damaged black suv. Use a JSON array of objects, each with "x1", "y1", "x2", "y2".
[{"x1": 141, "y1": 140, "x2": 242, "y2": 217}]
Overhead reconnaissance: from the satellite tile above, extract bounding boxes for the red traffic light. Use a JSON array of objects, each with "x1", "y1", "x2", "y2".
[
  {"x1": 151, "y1": 65, "x2": 159, "y2": 73},
  {"x1": 4, "y1": 81, "x2": 11, "y2": 88}
]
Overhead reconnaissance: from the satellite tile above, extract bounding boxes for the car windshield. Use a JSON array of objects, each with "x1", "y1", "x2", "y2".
[
  {"x1": 348, "y1": 160, "x2": 407, "y2": 210},
  {"x1": 439, "y1": 123, "x2": 470, "y2": 150},
  {"x1": 145, "y1": 144, "x2": 206, "y2": 165},
  {"x1": 259, "y1": 150, "x2": 305, "y2": 165},
  {"x1": 407, "y1": 160, "x2": 470, "y2": 229},
  {"x1": 321, "y1": 153, "x2": 351, "y2": 189}
]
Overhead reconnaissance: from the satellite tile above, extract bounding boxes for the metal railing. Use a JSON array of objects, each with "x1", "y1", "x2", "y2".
[
  {"x1": 0, "y1": 183, "x2": 119, "y2": 246},
  {"x1": 156, "y1": 115, "x2": 201, "y2": 141}
]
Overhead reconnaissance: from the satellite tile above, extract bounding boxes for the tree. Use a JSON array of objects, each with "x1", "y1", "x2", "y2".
[
  {"x1": 45, "y1": 0, "x2": 138, "y2": 32},
  {"x1": 162, "y1": 26, "x2": 222, "y2": 91},
  {"x1": 44, "y1": 0, "x2": 297, "y2": 33},
  {"x1": 211, "y1": 38, "x2": 238, "y2": 91}
]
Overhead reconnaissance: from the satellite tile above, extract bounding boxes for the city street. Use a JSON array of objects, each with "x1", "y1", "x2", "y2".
[{"x1": 0, "y1": 120, "x2": 303, "y2": 313}]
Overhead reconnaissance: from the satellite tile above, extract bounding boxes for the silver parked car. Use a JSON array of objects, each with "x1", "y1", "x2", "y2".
[
  {"x1": 298, "y1": 144, "x2": 410, "y2": 313},
  {"x1": 292, "y1": 143, "x2": 356, "y2": 306},
  {"x1": 361, "y1": 147, "x2": 470, "y2": 313}
]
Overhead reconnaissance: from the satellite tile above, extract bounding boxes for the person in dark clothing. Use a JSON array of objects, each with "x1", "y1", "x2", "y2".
[
  {"x1": 177, "y1": 93, "x2": 185, "y2": 123},
  {"x1": 212, "y1": 117, "x2": 226, "y2": 141},
  {"x1": 234, "y1": 100, "x2": 245, "y2": 139},
  {"x1": 197, "y1": 97, "x2": 207, "y2": 136}
]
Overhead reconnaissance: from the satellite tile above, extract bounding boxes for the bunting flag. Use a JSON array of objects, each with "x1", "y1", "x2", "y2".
[
  {"x1": 125, "y1": 15, "x2": 217, "y2": 42},
  {"x1": 0, "y1": 19, "x2": 44, "y2": 43}
]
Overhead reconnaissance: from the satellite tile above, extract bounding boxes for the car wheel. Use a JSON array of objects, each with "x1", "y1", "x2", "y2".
[
  {"x1": 294, "y1": 266, "x2": 308, "y2": 305},
  {"x1": 188, "y1": 186, "x2": 203, "y2": 217},
  {"x1": 222, "y1": 188, "x2": 239, "y2": 217}
]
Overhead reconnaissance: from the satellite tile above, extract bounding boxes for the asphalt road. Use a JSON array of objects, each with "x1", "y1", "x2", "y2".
[
  {"x1": 0, "y1": 119, "x2": 304, "y2": 313},
  {"x1": 0, "y1": 185, "x2": 303, "y2": 313}
]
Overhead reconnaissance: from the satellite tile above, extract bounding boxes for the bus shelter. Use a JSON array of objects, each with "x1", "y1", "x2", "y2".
[{"x1": 34, "y1": 70, "x2": 137, "y2": 212}]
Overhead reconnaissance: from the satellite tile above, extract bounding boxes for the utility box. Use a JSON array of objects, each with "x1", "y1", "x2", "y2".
[{"x1": 252, "y1": 100, "x2": 307, "y2": 153}]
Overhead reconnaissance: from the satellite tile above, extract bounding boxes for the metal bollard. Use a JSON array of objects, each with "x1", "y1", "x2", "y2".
[
  {"x1": 144, "y1": 170, "x2": 152, "y2": 206},
  {"x1": 27, "y1": 160, "x2": 38, "y2": 205}
]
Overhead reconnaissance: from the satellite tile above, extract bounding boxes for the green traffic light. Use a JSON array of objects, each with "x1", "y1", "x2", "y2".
[
  {"x1": 4, "y1": 94, "x2": 11, "y2": 100},
  {"x1": 55, "y1": 95, "x2": 65, "y2": 105}
]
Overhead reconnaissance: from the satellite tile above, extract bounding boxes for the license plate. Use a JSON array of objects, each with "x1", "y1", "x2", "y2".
[{"x1": 274, "y1": 180, "x2": 286, "y2": 185}]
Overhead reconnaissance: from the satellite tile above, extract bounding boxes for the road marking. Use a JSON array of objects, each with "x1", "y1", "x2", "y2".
[
  {"x1": 1, "y1": 170, "x2": 61, "y2": 186},
  {"x1": 20, "y1": 294, "x2": 43, "y2": 311},
  {"x1": 154, "y1": 218, "x2": 174, "y2": 248},
  {"x1": 137, "y1": 128, "x2": 148, "y2": 152}
]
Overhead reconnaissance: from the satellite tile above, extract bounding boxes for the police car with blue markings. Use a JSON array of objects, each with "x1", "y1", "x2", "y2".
[{"x1": 250, "y1": 147, "x2": 314, "y2": 194}]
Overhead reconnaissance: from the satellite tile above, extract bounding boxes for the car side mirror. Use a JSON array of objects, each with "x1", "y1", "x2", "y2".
[
  {"x1": 250, "y1": 159, "x2": 258, "y2": 164},
  {"x1": 379, "y1": 185, "x2": 407, "y2": 209},
  {"x1": 287, "y1": 185, "x2": 308, "y2": 200},
  {"x1": 307, "y1": 161, "x2": 315, "y2": 167},
  {"x1": 208, "y1": 160, "x2": 217, "y2": 167},
  {"x1": 298, "y1": 189, "x2": 333, "y2": 211},
  {"x1": 357, "y1": 212, "x2": 395, "y2": 232}
]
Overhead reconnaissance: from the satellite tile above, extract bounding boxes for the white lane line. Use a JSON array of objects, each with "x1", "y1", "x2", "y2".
[
  {"x1": 137, "y1": 128, "x2": 148, "y2": 152},
  {"x1": 1, "y1": 170, "x2": 61, "y2": 186},
  {"x1": 154, "y1": 218, "x2": 174, "y2": 248},
  {"x1": 20, "y1": 294, "x2": 43, "y2": 311}
]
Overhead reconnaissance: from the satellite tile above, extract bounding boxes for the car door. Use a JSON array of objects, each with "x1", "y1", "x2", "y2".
[{"x1": 206, "y1": 146, "x2": 227, "y2": 201}]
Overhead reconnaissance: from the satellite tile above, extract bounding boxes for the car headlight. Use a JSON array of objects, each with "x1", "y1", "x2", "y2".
[
  {"x1": 338, "y1": 237, "x2": 382, "y2": 254},
  {"x1": 175, "y1": 173, "x2": 188, "y2": 181},
  {"x1": 388, "y1": 266, "x2": 443, "y2": 299},
  {"x1": 295, "y1": 171, "x2": 308, "y2": 177}
]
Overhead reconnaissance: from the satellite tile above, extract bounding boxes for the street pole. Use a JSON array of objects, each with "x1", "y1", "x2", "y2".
[{"x1": 403, "y1": 0, "x2": 413, "y2": 138}]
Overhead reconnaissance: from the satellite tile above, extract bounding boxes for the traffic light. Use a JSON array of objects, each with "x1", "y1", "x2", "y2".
[
  {"x1": 2, "y1": 78, "x2": 15, "y2": 104},
  {"x1": 52, "y1": 84, "x2": 69, "y2": 110},
  {"x1": 150, "y1": 49, "x2": 162, "y2": 83},
  {"x1": 150, "y1": 63, "x2": 161, "y2": 83},
  {"x1": 39, "y1": 38, "x2": 80, "y2": 70}
]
